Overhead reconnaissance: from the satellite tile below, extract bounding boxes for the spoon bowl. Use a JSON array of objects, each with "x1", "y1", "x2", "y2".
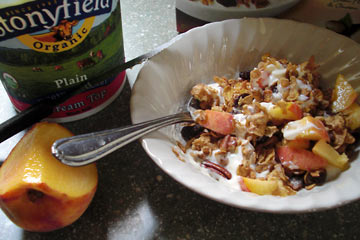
[{"x1": 52, "y1": 111, "x2": 193, "y2": 166}]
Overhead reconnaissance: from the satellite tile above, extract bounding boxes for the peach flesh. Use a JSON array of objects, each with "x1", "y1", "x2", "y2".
[{"x1": 0, "y1": 122, "x2": 98, "y2": 232}]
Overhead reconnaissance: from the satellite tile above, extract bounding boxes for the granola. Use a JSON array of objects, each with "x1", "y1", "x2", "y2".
[{"x1": 173, "y1": 54, "x2": 359, "y2": 196}]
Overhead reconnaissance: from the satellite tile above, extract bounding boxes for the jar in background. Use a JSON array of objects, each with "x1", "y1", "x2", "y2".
[{"x1": 175, "y1": 0, "x2": 301, "y2": 33}]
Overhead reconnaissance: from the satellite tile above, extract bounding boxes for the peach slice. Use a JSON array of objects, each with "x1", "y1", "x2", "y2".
[
  {"x1": 312, "y1": 139, "x2": 349, "y2": 170},
  {"x1": 331, "y1": 74, "x2": 358, "y2": 113},
  {"x1": 242, "y1": 177, "x2": 279, "y2": 196},
  {"x1": 286, "y1": 139, "x2": 310, "y2": 149},
  {"x1": 239, "y1": 178, "x2": 250, "y2": 192},
  {"x1": 282, "y1": 116, "x2": 330, "y2": 142},
  {"x1": 196, "y1": 110, "x2": 234, "y2": 135},
  {"x1": 277, "y1": 145, "x2": 328, "y2": 171},
  {"x1": 268, "y1": 102, "x2": 303, "y2": 121},
  {"x1": 0, "y1": 122, "x2": 98, "y2": 232}
]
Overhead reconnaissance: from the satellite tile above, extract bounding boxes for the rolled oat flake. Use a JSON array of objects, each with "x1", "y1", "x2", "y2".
[{"x1": 0, "y1": 0, "x2": 126, "y2": 122}]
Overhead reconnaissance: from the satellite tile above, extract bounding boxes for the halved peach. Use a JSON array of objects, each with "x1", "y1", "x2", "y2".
[
  {"x1": 277, "y1": 145, "x2": 328, "y2": 171},
  {"x1": 0, "y1": 122, "x2": 98, "y2": 232},
  {"x1": 282, "y1": 116, "x2": 330, "y2": 142},
  {"x1": 196, "y1": 110, "x2": 234, "y2": 135},
  {"x1": 331, "y1": 74, "x2": 358, "y2": 113}
]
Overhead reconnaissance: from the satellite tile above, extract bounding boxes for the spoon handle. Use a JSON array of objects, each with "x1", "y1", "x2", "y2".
[{"x1": 52, "y1": 112, "x2": 192, "y2": 166}]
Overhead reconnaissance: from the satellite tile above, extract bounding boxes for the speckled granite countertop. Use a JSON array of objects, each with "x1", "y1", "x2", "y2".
[{"x1": 0, "y1": 0, "x2": 360, "y2": 239}]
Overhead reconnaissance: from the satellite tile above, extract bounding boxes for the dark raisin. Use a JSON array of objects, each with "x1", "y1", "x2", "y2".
[
  {"x1": 189, "y1": 97, "x2": 201, "y2": 109},
  {"x1": 239, "y1": 71, "x2": 251, "y2": 80},
  {"x1": 240, "y1": 93, "x2": 250, "y2": 98},
  {"x1": 288, "y1": 175, "x2": 305, "y2": 191},
  {"x1": 304, "y1": 169, "x2": 327, "y2": 186},
  {"x1": 284, "y1": 167, "x2": 305, "y2": 178},
  {"x1": 271, "y1": 85, "x2": 278, "y2": 93},
  {"x1": 233, "y1": 93, "x2": 250, "y2": 108},
  {"x1": 181, "y1": 125, "x2": 204, "y2": 141},
  {"x1": 233, "y1": 95, "x2": 240, "y2": 108},
  {"x1": 216, "y1": 0, "x2": 237, "y2": 7},
  {"x1": 256, "y1": 136, "x2": 269, "y2": 145}
]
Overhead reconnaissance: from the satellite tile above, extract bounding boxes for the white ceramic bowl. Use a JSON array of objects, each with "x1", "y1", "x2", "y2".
[{"x1": 130, "y1": 18, "x2": 360, "y2": 213}]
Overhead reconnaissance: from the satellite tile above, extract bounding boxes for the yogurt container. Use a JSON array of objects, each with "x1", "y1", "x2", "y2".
[{"x1": 0, "y1": 0, "x2": 126, "y2": 122}]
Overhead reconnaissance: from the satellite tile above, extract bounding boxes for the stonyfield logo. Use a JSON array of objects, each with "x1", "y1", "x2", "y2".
[{"x1": 0, "y1": 0, "x2": 112, "y2": 52}]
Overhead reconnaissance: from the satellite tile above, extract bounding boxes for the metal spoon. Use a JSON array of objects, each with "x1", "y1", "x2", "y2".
[{"x1": 51, "y1": 111, "x2": 193, "y2": 167}]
